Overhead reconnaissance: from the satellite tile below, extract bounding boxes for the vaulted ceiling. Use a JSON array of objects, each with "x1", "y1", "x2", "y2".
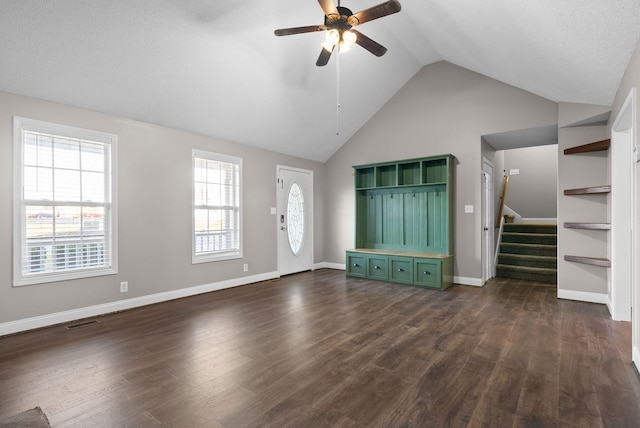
[{"x1": 1, "y1": 0, "x2": 639, "y2": 162}]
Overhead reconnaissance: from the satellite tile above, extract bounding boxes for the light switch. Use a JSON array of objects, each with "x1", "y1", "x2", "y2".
[
  {"x1": 464, "y1": 205, "x2": 473, "y2": 213},
  {"x1": 270, "y1": 207, "x2": 276, "y2": 215},
  {"x1": 510, "y1": 169, "x2": 520, "y2": 175}
]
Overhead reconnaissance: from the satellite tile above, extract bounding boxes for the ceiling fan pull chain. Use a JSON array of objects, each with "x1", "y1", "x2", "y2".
[{"x1": 336, "y1": 46, "x2": 341, "y2": 136}]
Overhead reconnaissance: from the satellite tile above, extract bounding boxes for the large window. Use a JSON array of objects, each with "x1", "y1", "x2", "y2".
[
  {"x1": 192, "y1": 150, "x2": 242, "y2": 263},
  {"x1": 13, "y1": 117, "x2": 117, "y2": 286}
]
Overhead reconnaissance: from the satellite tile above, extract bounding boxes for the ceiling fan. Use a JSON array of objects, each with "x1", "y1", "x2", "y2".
[{"x1": 274, "y1": 0, "x2": 402, "y2": 66}]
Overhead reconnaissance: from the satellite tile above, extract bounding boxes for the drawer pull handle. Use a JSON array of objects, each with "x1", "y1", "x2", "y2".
[
  {"x1": 374, "y1": 265, "x2": 380, "y2": 269},
  {"x1": 423, "y1": 271, "x2": 431, "y2": 275},
  {"x1": 353, "y1": 263, "x2": 359, "y2": 267},
  {"x1": 397, "y1": 268, "x2": 404, "y2": 272}
]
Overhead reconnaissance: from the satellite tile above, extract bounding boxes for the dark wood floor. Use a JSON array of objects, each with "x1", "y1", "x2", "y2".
[{"x1": 1, "y1": 270, "x2": 639, "y2": 427}]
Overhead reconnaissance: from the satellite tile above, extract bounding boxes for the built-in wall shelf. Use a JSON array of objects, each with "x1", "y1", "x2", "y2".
[
  {"x1": 562, "y1": 137, "x2": 612, "y2": 272},
  {"x1": 564, "y1": 185, "x2": 611, "y2": 195},
  {"x1": 564, "y1": 255, "x2": 611, "y2": 267},
  {"x1": 563, "y1": 222, "x2": 611, "y2": 230},
  {"x1": 563, "y1": 139, "x2": 611, "y2": 155}
]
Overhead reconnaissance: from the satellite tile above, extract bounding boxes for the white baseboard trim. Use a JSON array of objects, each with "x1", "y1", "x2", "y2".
[
  {"x1": 0, "y1": 271, "x2": 279, "y2": 337},
  {"x1": 557, "y1": 288, "x2": 608, "y2": 304},
  {"x1": 455, "y1": 276, "x2": 483, "y2": 287},
  {"x1": 606, "y1": 295, "x2": 614, "y2": 318},
  {"x1": 314, "y1": 262, "x2": 345, "y2": 270},
  {"x1": 633, "y1": 346, "x2": 640, "y2": 372}
]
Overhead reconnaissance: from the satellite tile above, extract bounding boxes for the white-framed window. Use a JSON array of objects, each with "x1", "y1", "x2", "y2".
[
  {"x1": 192, "y1": 150, "x2": 242, "y2": 263},
  {"x1": 13, "y1": 117, "x2": 118, "y2": 286}
]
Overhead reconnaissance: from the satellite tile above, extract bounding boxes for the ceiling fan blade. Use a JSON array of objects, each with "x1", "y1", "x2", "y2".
[
  {"x1": 348, "y1": 0, "x2": 401, "y2": 26},
  {"x1": 316, "y1": 46, "x2": 334, "y2": 66},
  {"x1": 352, "y1": 30, "x2": 387, "y2": 57},
  {"x1": 274, "y1": 25, "x2": 326, "y2": 36},
  {"x1": 318, "y1": 0, "x2": 339, "y2": 19}
]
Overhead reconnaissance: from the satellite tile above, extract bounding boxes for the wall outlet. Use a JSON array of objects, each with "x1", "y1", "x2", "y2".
[
  {"x1": 510, "y1": 168, "x2": 520, "y2": 175},
  {"x1": 120, "y1": 281, "x2": 128, "y2": 293},
  {"x1": 243, "y1": 263, "x2": 249, "y2": 272}
]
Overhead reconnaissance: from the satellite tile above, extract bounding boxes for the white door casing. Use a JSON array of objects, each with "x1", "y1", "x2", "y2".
[
  {"x1": 277, "y1": 166, "x2": 313, "y2": 276},
  {"x1": 611, "y1": 89, "x2": 635, "y2": 323},
  {"x1": 482, "y1": 158, "x2": 495, "y2": 283}
]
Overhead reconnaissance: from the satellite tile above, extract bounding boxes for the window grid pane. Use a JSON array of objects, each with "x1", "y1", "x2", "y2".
[
  {"x1": 19, "y1": 126, "x2": 113, "y2": 279},
  {"x1": 193, "y1": 153, "x2": 241, "y2": 259}
]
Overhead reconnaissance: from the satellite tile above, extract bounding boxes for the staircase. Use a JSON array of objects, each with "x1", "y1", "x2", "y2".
[{"x1": 496, "y1": 223, "x2": 557, "y2": 284}]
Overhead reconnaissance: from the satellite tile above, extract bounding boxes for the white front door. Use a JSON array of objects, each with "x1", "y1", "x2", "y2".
[
  {"x1": 277, "y1": 166, "x2": 313, "y2": 276},
  {"x1": 482, "y1": 158, "x2": 495, "y2": 283}
]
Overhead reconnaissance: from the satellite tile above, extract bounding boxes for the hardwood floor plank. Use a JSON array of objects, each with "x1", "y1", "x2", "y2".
[{"x1": 1, "y1": 270, "x2": 639, "y2": 427}]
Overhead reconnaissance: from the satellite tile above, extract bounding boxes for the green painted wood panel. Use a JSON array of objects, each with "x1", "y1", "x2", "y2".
[
  {"x1": 382, "y1": 193, "x2": 403, "y2": 246},
  {"x1": 355, "y1": 192, "x2": 368, "y2": 248},
  {"x1": 424, "y1": 188, "x2": 448, "y2": 252},
  {"x1": 404, "y1": 191, "x2": 428, "y2": 248}
]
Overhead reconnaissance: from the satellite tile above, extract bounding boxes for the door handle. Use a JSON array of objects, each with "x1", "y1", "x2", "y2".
[
  {"x1": 484, "y1": 227, "x2": 489, "y2": 231},
  {"x1": 280, "y1": 226, "x2": 287, "y2": 231}
]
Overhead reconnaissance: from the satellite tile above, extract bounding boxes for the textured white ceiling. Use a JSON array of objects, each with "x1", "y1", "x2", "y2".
[{"x1": 1, "y1": 0, "x2": 639, "y2": 161}]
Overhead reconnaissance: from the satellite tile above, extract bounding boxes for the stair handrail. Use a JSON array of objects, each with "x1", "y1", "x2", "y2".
[
  {"x1": 494, "y1": 214, "x2": 504, "y2": 276},
  {"x1": 496, "y1": 172, "x2": 509, "y2": 228}
]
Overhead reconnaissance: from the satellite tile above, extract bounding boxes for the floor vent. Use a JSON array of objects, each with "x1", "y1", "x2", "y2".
[{"x1": 65, "y1": 320, "x2": 98, "y2": 330}]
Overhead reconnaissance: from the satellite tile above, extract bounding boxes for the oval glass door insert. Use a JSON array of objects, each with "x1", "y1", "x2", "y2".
[{"x1": 287, "y1": 182, "x2": 305, "y2": 255}]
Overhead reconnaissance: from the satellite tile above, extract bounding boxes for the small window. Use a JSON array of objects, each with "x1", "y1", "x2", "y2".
[
  {"x1": 13, "y1": 117, "x2": 118, "y2": 286},
  {"x1": 192, "y1": 150, "x2": 242, "y2": 263}
]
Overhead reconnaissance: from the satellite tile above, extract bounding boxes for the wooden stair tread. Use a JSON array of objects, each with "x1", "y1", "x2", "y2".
[
  {"x1": 496, "y1": 264, "x2": 558, "y2": 273},
  {"x1": 564, "y1": 255, "x2": 611, "y2": 267},
  {"x1": 499, "y1": 253, "x2": 557, "y2": 260},
  {"x1": 564, "y1": 185, "x2": 611, "y2": 195},
  {"x1": 500, "y1": 242, "x2": 556, "y2": 247},
  {"x1": 564, "y1": 139, "x2": 610, "y2": 154}
]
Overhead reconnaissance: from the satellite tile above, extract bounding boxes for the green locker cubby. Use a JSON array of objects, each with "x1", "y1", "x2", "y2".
[
  {"x1": 347, "y1": 154, "x2": 455, "y2": 289},
  {"x1": 398, "y1": 161, "x2": 421, "y2": 186},
  {"x1": 355, "y1": 167, "x2": 375, "y2": 189}
]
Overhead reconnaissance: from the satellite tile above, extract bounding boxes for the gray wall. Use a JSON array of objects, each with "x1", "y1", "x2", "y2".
[
  {"x1": 0, "y1": 90, "x2": 325, "y2": 324},
  {"x1": 323, "y1": 61, "x2": 558, "y2": 283},
  {"x1": 503, "y1": 145, "x2": 558, "y2": 218}
]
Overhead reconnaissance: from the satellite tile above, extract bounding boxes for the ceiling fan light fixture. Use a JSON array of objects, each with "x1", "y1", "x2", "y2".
[
  {"x1": 322, "y1": 29, "x2": 340, "y2": 51},
  {"x1": 340, "y1": 30, "x2": 357, "y2": 51}
]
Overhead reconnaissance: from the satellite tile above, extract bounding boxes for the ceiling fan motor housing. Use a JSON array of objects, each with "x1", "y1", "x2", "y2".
[{"x1": 325, "y1": 6, "x2": 354, "y2": 30}]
